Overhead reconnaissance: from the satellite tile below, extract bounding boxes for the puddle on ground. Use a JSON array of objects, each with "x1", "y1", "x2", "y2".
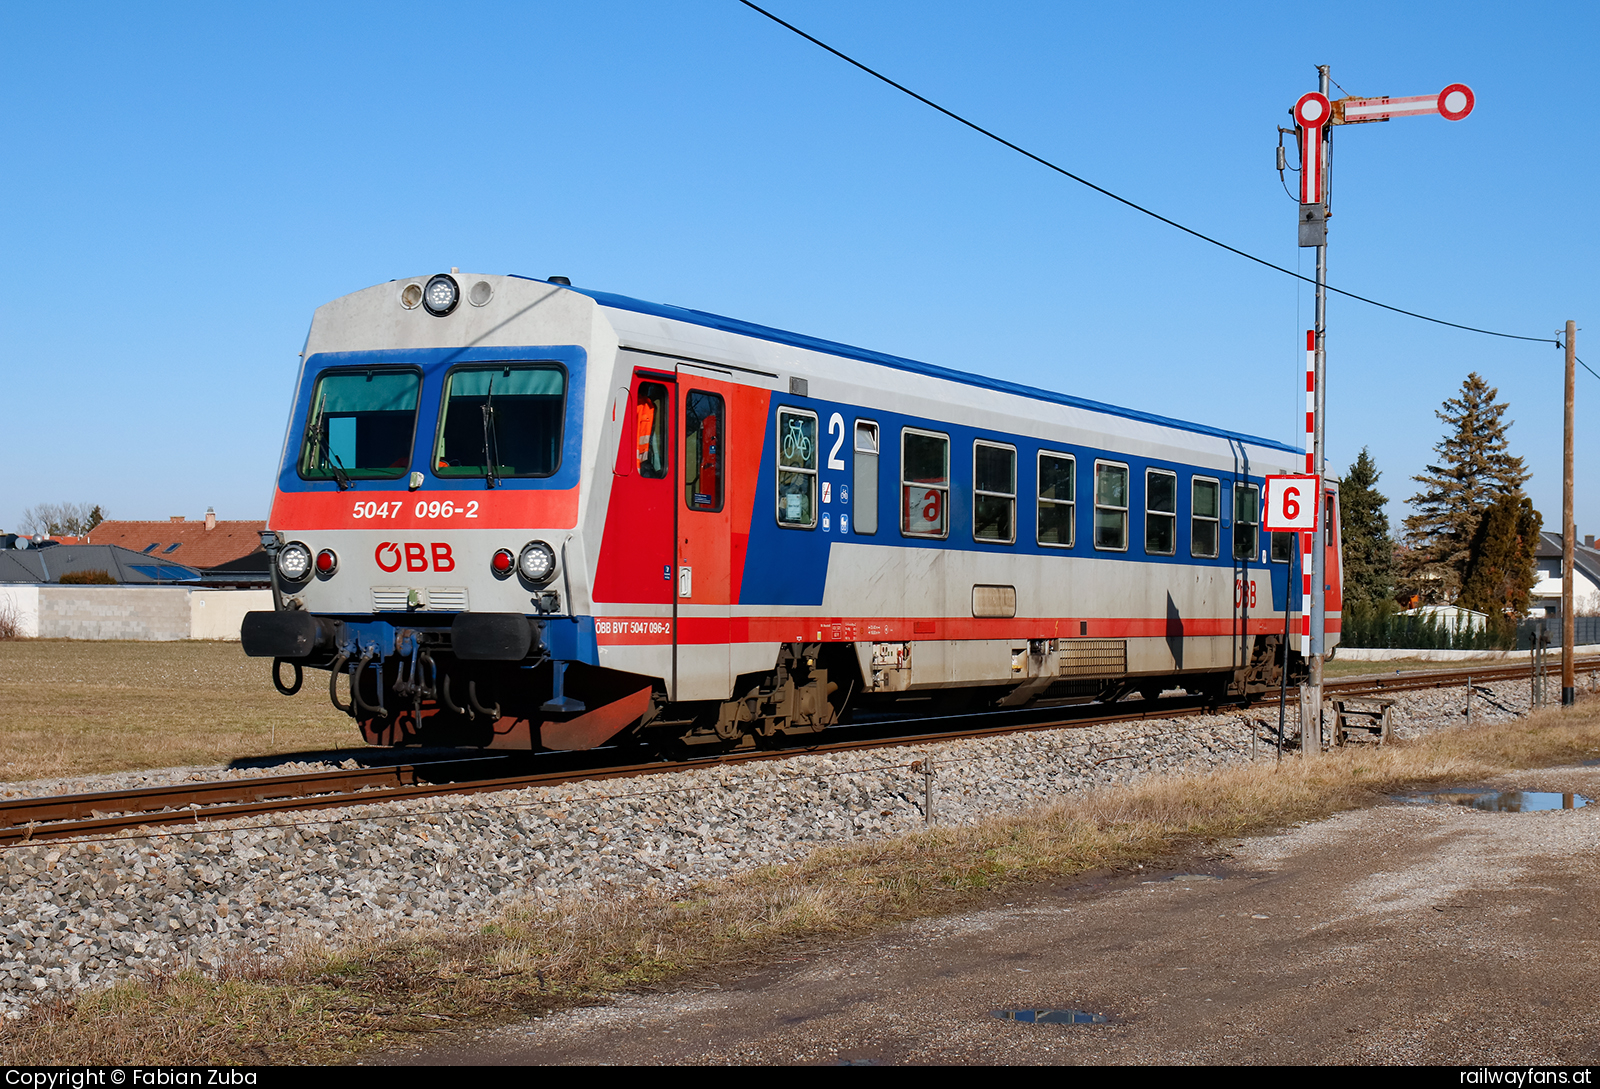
[
  {"x1": 1403, "y1": 789, "x2": 1592, "y2": 812},
  {"x1": 992, "y1": 1009, "x2": 1106, "y2": 1025}
]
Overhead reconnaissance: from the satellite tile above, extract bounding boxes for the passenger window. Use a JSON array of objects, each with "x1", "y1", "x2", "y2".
[
  {"x1": 1233, "y1": 483, "x2": 1261, "y2": 561},
  {"x1": 1093, "y1": 462, "x2": 1129, "y2": 550},
  {"x1": 853, "y1": 421, "x2": 879, "y2": 535},
  {"x1": 1271, "y1": 531, "x2": 1294, "y2": 563},
  {"x1": 684, "y1": 391, "x2": 724, "y2": 512},
  {"x1": 776, "y1": 408, "x2": 818, "y2": 527},
  {"x1": 901, "y1": 429, "x2": 949, "y2": 538},
  {"x1": 1191, "y1": 478, "x2": 1220, "y2": 558},
  {"x1": 1037, "y1": 452, "x2": 1075, "y2": 548},
  {"x1": 299, "y1": 368, "x2": 421, "y2": 482},
  {"x1": 636, "y1": 383, "x2": 669, "y2": 479},
  {"x1": 1145, "y1": 469, "x2": 1176, "y2": 555},
  {"x1": 973, "y1": 442, "x2": 1016, "y2": 543}
]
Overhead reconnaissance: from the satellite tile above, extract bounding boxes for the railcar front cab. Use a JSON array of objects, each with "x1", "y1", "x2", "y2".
[{"x1": 242, "y1": 300, "x2": 598, "y2": 747}]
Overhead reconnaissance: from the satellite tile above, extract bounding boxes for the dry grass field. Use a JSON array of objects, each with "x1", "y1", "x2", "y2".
[{"x1": 0, "y1": 640, "x2": 361, "y2": 781}]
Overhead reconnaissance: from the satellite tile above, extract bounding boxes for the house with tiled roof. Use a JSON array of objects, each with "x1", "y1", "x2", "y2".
[{"x1": 85, "y1": 508, "x2": 265, "y2": 570}]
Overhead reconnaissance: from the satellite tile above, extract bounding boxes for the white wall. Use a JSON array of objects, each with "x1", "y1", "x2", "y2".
[
  {"x1": 190, "y1": 589, "x2": 272, "y2": 640},
  {"x1": 0, "y1": 585, "x2": 40, "y2": 638},
  {"x1": 0, "y1": 585, "x2": 271, "y2": 640}
]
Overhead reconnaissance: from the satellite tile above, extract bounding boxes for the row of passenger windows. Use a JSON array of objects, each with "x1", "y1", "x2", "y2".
[{"x1": 776, "y1": 409, "x2": 1289, "y2": 561}]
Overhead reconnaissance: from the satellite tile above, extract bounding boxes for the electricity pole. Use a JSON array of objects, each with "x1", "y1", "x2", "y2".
[{"x1": 1564, "y1": 320, "x2": 1576, "y2": 705}]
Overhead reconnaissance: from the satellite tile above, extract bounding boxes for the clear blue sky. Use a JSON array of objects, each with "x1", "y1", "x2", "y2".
[{"x1": 3, "y1": 2, "x2": 1594, "y2": 540}]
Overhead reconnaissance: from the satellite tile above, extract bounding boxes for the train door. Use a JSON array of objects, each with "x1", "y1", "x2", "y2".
[
  {"x1": 606, "y1": 370, "x2": 677, "y2": 692},
  {"x1": 1324, "y1": 485, "x2": 1343, "y2": 624},
  {"x1": 677, "y1": 374, "x2": 733, "y2": 699}
]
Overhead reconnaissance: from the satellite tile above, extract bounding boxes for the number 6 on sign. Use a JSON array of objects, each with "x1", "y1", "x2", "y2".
[{"x1": 1263, "y1": 474, "x2": 1321, "y2": 533}]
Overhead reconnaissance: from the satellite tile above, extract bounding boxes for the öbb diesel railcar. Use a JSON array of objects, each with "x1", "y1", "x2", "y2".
[{"x1": 241, "y1": 272, "x2": 1342, "y2": 750}]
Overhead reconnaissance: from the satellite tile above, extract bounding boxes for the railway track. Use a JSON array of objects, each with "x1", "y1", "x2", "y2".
[{"x1": 3, "y1": 658, "x2": 1583, "y2": 847}]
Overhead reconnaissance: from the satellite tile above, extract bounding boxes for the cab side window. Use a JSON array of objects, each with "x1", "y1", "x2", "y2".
[{"x1": 636, "y1": 383, "x2": 669, "y2": 479}]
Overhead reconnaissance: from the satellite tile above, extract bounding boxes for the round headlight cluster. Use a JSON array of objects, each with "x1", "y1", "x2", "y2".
[
  {"x1": 518, "y1": 541, "x2": 556, "y2": 584},
  {"x1": 423, "y1": 274, "x2": 460, "y2": 316},
  {"x1": 277, "y1": 542, "x2": 312, "y2": 581}
]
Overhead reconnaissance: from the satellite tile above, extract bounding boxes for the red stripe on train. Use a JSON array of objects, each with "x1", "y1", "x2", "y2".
[{"x1": 595, "y1": 615, "x2": 1342, "y2": 646}]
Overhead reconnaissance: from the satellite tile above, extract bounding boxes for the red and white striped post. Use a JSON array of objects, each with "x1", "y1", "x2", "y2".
[
  {"x1": 1286, "y1": 70, "x2": 1474, "y2": 751},
  {"x1": 1303, "y1": 329, "x2": 1316, "y2": 657}
]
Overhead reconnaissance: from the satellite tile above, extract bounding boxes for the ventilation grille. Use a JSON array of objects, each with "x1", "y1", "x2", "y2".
[
  {"x1": 371, "y1": 587, "x2": 409, "y2": 612},
  {"x1": 426, "y1": 587, "x2": 468, "y2": 612},
  {"x1": 1058, "y1": 639, "x2": 1127, "y2": 677}
]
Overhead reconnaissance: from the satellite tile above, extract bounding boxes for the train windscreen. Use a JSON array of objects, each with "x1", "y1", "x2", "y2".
[
  {"x1": 434, "y1": 365, "x2": 566, "y2": 478},
  {"x1": 299, "y1": 368, "x2": 421, "y2": 481}
]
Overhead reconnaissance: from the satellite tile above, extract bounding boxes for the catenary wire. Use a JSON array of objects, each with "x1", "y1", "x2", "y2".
[{"x1": 738, "y1": 1, "x2": 1561, "y2": 347}]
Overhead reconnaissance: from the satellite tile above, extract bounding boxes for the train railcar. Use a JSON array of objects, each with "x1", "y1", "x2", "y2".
[{"x1": 242, "y1": 272, "x2": 1343, "y2": 751}]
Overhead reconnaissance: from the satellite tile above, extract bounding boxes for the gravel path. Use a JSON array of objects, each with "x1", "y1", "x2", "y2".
[{"x1": 0, "y1": 679, "x2": 1532, "y2": 1019}]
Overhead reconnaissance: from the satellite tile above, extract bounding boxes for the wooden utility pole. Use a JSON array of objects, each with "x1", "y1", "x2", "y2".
[{"x1": 1563, "y1": 320, "x2": 1576, "y2": 705}]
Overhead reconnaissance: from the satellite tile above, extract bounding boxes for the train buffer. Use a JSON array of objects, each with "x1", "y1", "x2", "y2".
[{"x1": 1332, "y1": 698, "x2": 1394, "y2": 747}]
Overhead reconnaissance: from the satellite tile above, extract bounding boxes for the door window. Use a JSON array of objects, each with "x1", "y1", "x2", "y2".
[{"x1": 684, "y1": 391, "x2": 724, "y2": 512}]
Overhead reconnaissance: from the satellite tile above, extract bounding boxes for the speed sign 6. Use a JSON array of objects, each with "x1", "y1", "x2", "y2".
[{"x1": 1263, "y1": 474, "x2": 1321, "y2": 533}]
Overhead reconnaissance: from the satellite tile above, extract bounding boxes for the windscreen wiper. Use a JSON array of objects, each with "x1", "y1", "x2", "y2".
[
  {"x1": 319, "y1": 417, "x2": 352, "y2": 491},
  {"x1": 480, "y1": 377, "x2": 500, "y2": 490}
]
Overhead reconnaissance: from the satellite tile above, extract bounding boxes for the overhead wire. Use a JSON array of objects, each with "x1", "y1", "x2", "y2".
[{"x1": 738, "y1": 1, "x2": 1562, "y2": 348}]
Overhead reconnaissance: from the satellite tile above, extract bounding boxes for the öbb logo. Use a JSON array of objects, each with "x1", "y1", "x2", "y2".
[{"x1": 375, "y1": 542, "x2": 455, "y2": 573}]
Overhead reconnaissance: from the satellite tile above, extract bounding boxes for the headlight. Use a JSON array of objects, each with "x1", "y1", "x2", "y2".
[
  {"x1": 277, "y1": 542, "x2": 312, "y2": 581},
  {"x1": 518, "y1": 541, "x2": 556, "y2": 583},
  {"x1": 423, "y1": 274, "x2": 459, "y2": 316}
]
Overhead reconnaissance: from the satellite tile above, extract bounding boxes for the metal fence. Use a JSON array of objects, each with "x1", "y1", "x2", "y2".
[{"x1": 1515, "y1": 616, "x2": 1600, "y2": 650}]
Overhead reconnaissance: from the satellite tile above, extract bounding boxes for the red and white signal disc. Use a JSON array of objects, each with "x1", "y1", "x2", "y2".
[
  {"x1": 1437, "y1": 83, "x2": 1475, "y2": 121},
  {"x1": 1294, "y1": 92, "x2": 1331, "y2": 129}
]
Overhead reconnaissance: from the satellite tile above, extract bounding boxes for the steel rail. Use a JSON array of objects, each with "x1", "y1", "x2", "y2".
[{"x1": 3, "y1": 658, "x2": 1586, "y2": 847}]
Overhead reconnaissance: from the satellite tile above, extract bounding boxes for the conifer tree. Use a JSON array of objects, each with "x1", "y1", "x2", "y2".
[
  {"x1": 1459, "y1": 497, "x2": 1542, "y2": 618},
  {"x1": 1339, "y1": 447, "x2": 1393, "y2": 609},
  {"x1": 1401, "y1": 373, "x2": 1529, "y2": 602}
]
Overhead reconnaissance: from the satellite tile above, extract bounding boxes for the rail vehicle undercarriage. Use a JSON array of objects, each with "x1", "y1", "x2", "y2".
[{"x1": 244, "y1": 609, "x2": 1310, "y2": 753}]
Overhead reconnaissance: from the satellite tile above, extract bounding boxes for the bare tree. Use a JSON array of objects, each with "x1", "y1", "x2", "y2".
[{"x1": 18, "y1": 502, "x2": 106, "y2": 537}]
